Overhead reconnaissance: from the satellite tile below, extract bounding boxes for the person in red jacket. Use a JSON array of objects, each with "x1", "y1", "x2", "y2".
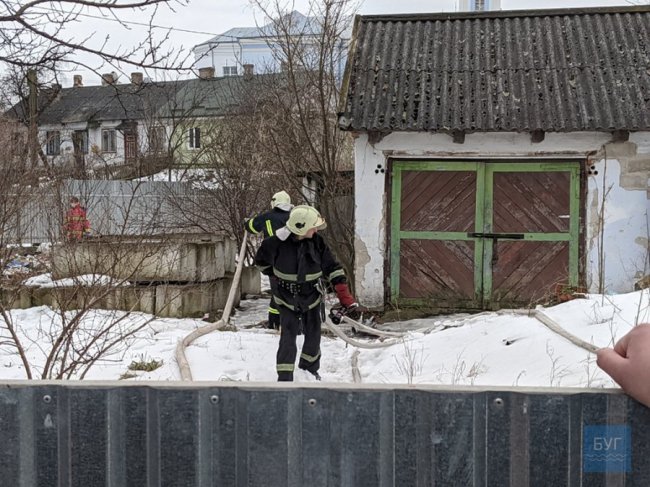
[{"x1": 64, "y1": 196, "x2": 90, "y2": 242}]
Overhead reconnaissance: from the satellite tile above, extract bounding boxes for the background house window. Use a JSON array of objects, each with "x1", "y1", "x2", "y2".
[
  {"x1": 46, "y1": 131, "x2": 60, "y2": 155},
  {"x1": 73, "y1": 130, "x2": 88, "y2": 154},
  {"x1": 102, "y1": 129, "x2": 116, "y2": 152},
  {"x1": 149, "y1": 126, "x2": 167, "y2": 153},
  {"x1": 223, "y1": 66, "x2": 238, "y2": 77},
  {"x1": 188, "y1": 127, "x2": 201, "y2": 149}
]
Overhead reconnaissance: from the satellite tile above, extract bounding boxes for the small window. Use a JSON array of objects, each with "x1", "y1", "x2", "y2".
[
  {"x1": 73, "y1": 130, "x2": 88, "y2": 154},
  {"x1": 148, "y1": 126, "x2": 167, "y2": 153},
  {"x1": 188, "y1": 127, "x2": 201, "y2": 149},
  {"x1": 102, "y1": 129, "x2": 116, "y2": 153},
  {"x1": 223, "y1": 66, "x2": 238, "y2": 77},
  {"x1": 46, "y1": 131, "x2": 60, "y2": 155}
]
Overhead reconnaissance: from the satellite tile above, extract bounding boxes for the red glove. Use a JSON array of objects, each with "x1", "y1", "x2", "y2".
[{"x1": 334, "y1": 283, "x2": 356, "y2": 308}]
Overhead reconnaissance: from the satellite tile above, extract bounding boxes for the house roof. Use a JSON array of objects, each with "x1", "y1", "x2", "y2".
[
  {"x1": 7, "y1": 81, "x2": 187, "y2": 126},
  {"x1": 5, "y1": 74, "x2": 282, "y2": 127},
  {"x1": 338, "y1": 6, "x2": 650, "y2": 134},
  {"x1": 157, "y1": 76, "x2": 263, "y2": 118},
  {"x1": 195, "y1": 11, "x2": 319, "y2": 47}
]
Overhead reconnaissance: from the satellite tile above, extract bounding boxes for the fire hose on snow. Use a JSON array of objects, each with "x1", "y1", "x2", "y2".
[{"x1": 175, "y1": 233, "x2": 248, "y2": 381}]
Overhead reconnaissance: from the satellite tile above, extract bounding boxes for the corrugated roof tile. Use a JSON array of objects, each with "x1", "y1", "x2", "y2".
[{"x1": 339, "y1": 6, "x2": 650, "y2": 133}]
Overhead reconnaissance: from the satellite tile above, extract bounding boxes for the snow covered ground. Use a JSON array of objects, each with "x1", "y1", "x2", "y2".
[{"x1": 0, "y1": 290, "x2": 647, "y2": 389}]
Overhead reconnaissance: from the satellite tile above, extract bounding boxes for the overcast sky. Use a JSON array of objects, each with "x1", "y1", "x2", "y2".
[{"x1": 53, "y1": 0, "x2": 637, "y2": 86}]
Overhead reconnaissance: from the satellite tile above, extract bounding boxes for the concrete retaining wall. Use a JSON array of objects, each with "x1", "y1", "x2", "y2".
[
  {"x1": 2, "y1": 279, "x2": 238, "y2": 318},
  {"x1": 51, "y1": 233, "x2": 236, "y2": 283},
  {"x1": 4, "y1": 234, "x2": 241, "y2": 318},
  {"x1": 240, "y1": 266, "x2": 261, "y2": 296}
]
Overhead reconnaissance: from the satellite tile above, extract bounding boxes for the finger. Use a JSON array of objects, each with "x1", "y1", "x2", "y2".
[
  {"x1": 596, "y1": 348, "x2": 630, "y2": 389},
  {"x1": 612, "y1": 330, "x2": 634, "y2": 357}
]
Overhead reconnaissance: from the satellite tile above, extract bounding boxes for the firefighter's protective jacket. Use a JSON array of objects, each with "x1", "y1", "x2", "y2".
[
  {"x1": 244, "y1": 207, "x2": 290, "y2": 238},
  {"x1": 255, "y1": 233, "x2": 347, "y2": 312}
]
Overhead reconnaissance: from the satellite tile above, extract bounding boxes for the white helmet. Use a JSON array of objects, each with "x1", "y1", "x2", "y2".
[
  {"x1": 286, "y1": 205, "x2": 327, "y2": 236},
  {"x1": 270, "y1": 190, "x2": 291, "y2": 209}
]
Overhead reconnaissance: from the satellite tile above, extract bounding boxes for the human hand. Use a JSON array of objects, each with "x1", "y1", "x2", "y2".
[{"x1": 597, "y1": 323, "x2": 650, "y2": 408}]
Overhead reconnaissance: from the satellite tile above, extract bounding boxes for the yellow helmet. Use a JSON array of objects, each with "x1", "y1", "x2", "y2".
[
  {"x1": 270, "y1": 190, "x2": 291, "y2": 209},
  {"x1": 286, "y1": 205, "x2": 327, "y2": 236}
]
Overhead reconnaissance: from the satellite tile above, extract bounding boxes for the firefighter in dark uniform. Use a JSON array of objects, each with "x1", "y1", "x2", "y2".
[
  {"x1": 244, "y1": 190, "x2": 293, "y2": 329},
  {"x1": 255, "y1": 205, "x2": 358, "y2": 381}
]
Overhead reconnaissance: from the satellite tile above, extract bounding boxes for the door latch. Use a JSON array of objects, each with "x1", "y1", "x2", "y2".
[{"x1": 467, "y1": 232, "x2": 525, "y2": 239}]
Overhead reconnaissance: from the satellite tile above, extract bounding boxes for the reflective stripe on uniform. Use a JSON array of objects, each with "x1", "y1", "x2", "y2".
[
  {"x1": 276, "y1": 363, "x2": 295, "y2": 372},
  {"x1": 265, "y1": 220, "x2": 274, "y2": 237},
  {"x1": 300, "y1": 350, "x2": 321, "y2": 363},
  {"x1": 248, "y1": 219, "x2": 259, "y2": 234},
  {"x1": 274, "y1": 295, "x2": 322, "y2": 312},
  {"x1": 273, "y1": 269, "x2": 323, "y2": 282},
  {"x1": 328, "y1": 269, "x2": 345, "y2": 281},
  {"x1": 268, "y1": 307, "x2": 280, "y2": 315}
]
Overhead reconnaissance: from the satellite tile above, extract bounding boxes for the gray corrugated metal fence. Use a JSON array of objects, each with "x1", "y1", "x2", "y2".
[
  {"x1": 0, "y1": 382, "x2": 648, "y2": 486},
  {"x1": 7, "y1": 180, "x2": 201, "y2": 244}
]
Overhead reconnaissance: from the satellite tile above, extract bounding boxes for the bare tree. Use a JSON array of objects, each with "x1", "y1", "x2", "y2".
[
  {"x1": 247, "y1": 0, "x2": 358, "y2": 279},
  {"x1": 0, "y1": 0, "x2": 187, "y2": 71},
  {"x1": 144, "y1": 75, "x2": 277, "y2": 260},
  {"x1": 0, "y1": 1, "x2": 193, "y2": 178}
]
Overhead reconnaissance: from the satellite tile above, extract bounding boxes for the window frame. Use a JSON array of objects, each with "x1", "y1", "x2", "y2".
[
  {"x1": 45, "y1": 130, "x2": 61, "y2": 156},
  {"x1": 101, "y1": 129, "x2": 117, "y2": 153},
  {"x1": 223, "y1": 65, "x2": 238, "y2": 77},
  {"x1": 188, "y1": 127, "x2": 201, "y2": 149}
]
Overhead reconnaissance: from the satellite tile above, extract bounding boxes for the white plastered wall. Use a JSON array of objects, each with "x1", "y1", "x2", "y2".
[
  {"x1": 586, "y1": 135, "x2": 650, "y2": 293},
  {"x1": 354, "y1": 131, "x2": 650, "y2": 308}
]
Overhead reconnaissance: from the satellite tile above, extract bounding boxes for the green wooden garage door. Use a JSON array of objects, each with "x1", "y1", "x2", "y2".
[{"x1": 390, "y1": 161, "x2": 580, "y2": 309}]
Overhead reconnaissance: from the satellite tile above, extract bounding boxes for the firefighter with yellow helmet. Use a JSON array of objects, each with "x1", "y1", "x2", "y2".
[
  {"x1": 255, "y1": 204, "x2": 359, "y2": 381},
  {"x1": 244, "y1": 190, "x2": 293, "y2": 329}
]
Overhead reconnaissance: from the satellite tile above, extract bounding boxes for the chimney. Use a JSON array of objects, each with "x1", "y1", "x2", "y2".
[
  {"x1": 131, "y1": 72, "x2": 144, "y2": 85},
  {"x1": 101, "y1": 73, "x2": 115, "y2": 86},
  {"x1": 73, "y1": 75, "x2": 83, "y2": 87},
  {"x1": 198, "y1": 67, "x2": 215, "y2": 80},
  {"x1": 243, "y1": 64, "x2": 254, "y2": 80}
]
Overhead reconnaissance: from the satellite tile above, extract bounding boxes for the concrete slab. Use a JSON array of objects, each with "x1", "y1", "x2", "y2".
[{"x1": 51, "y1": 233, "x2": 236, "y2": 283}]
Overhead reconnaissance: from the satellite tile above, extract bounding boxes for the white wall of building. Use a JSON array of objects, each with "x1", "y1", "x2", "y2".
[
  {"x1": 194, "y1": 40, "x2": 279, "y2": 75},
  {"x1": 194, "y1": 37, "x2": 348, "y2": 79},
  {"x1": 40, "y1": 121, "x2": 130, "y2": 168},
  {"x1": 353, "y1": 131, "x2": 650, "y2": 307},
  {"x1": 586, "y1": 136, "x2": 649, "y2": 293},
  {"x1": 458, "y1": 0, "x2": 501, "y2": 11}
]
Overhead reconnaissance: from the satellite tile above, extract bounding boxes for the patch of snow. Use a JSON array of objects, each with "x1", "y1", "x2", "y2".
[
  {"x1": 23, "y1": 273, "x2": 129, "y2": 288},
  {"x1": 0, "y1": 290, "x2": 646, "y2": 390}
]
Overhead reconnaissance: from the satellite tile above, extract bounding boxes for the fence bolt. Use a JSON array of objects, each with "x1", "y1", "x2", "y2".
[
  {"x1": 210, "y1": 395, "x2": 219, "y2": 404},
  {"x1": 308, "y1": 398, "x2": 317, "y2": 407},
  {"x1": 42, "y1": 395, "x2": 52, "y2": 404},
  {"x1": 493, "y1": 397, "x2": 504, "y2": 407}
]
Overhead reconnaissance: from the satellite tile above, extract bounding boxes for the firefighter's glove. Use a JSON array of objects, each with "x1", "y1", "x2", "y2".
[{"x1": 334, "y1": 283, "x2": 355, "y2": 308}]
